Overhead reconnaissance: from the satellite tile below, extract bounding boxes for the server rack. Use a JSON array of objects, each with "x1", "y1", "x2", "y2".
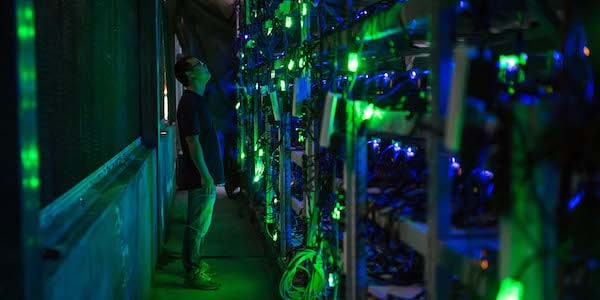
[{"x1": 237, "y1": 0, "x2": 594, "y2": 299}]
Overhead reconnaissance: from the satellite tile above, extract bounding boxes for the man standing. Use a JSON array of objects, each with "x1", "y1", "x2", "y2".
[{"x1": 175, "y1": 56, "x2": 224, "y2": 290}]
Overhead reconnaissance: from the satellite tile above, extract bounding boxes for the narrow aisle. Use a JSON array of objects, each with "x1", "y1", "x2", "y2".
[{"x1": 151, "y1": 188, "x2": 280, "y2": 300}]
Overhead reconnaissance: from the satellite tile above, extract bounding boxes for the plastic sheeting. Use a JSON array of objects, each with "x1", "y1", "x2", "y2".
[{"x1": 166, "y1": 0, "x2": 239, "y2": 134}]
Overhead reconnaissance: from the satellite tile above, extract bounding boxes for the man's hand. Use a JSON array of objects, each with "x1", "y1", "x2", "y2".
[{"x1": 202, "y1": 176, "x2": 215, "y2": 194}]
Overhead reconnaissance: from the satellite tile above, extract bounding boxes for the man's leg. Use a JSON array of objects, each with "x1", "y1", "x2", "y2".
[{"x1": 182, "y1": 188, "x2": 219, "y2": 289}]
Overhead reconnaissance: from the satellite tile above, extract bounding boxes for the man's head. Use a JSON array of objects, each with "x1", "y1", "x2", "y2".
[{"x1": 174, "y1": 56, "x2": 211, "y2": 88}]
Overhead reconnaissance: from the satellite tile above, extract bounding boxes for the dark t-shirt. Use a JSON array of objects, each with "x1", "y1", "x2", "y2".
[{"x1": 177, "y1": 90, "x2": 225, "y2": 188}]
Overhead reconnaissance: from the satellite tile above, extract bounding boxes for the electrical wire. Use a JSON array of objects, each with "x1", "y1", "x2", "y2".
[{"x1": 279, "y1": 248, "x2": 327, "y2": 299}]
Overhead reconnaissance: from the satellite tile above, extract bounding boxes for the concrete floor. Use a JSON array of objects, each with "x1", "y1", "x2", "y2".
[{"x1": 151, "y1": 188, "x2": 280, "y2": 300}]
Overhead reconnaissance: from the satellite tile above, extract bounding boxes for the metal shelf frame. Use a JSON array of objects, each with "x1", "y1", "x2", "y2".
[{"x1": 239, "y1": 0, "x2": 562, "y2": 298}]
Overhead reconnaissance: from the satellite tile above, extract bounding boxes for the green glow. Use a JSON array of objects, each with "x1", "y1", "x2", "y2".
[
  {"x1": 17, "y1": 7, "x2": 35, "y2": 40},
  {"x1": 519, "y1": 53, "x2": 528, "y2": 65},
  {"x1": 496, "y1": 278, "x2": 523, "y2": 300},
  {"x1": 280, "y1": 80, "x2": 286, "y2": 91},
  {"x1": 287, "y1": 59, "x2": 295, "y2": 71},
  {"x1": 254, "y1": 145, "x2": 258, "y2": 151},
  {"x1": 258, "y1": 148, "x2": 264, "y2": 157},
  {"x1": 298, "y1": 134, "x2": 305, "y2": 143},
  {"x1": 236, "y1": 102, "x2": 241, "y2": 110},
  {"x1": 255, "y1": 82, "x2": 259, "y2": 90},
  {"x1": 273, "y1": 232, "x2": 278, "y2": 241},
  {"x1": 299, "y1": 57, "x2": 305, "y2": 68},
  {"x1": 301, "y1": 3, "x2": 308, "y2": 16},
  {"x1": 254, "y1": 161, "x2": 264, "y2": 183},
  {"x1": 419, "y1": 91, "x2": 426, "y2": 99},
  {"x1": 508, "y1": 86, "x2": 515, "y2": 95},
  {"x1": 241, "y1": 153, "x2": 246, "y2": 160},
  {"x1": 285, "y1": 16, "x2": 293, "y2": 28},
  {"x1": 518, "y1": 71, "x2": 525, "y2": 83},
  {"x1": 271, "y1": 70, "x2": 276, "y2": 79},
  {"x1": 332, "y1": 202, "x2": 344, "y2": 220},
  {"x1": 17, "y1": 3, "x2": 40, "y2": 196},
  {"x1": 328, "y1": 273, "x2": 336, "y2": 287},
  {"x1": 265, "y1": 20, "x2": 273, "y2": 32},
  {"x1": 348, "y1": 52, "x2": 359, "y2": 72},
  {"x1": 21, "y1": 146, "x2": 40, "y2": 169},
  {"x1": 362, "y1": 103, "x2": 374, "y2": 120},
  {"x1": 22, "y1": 177, "x2": 40, "y2": 189},
  {"x1": 498, "y1": 54, "x2": 527, "y2": 68},
  {"x1": 332, "y1": 209, "x2": 341, "y2": 220}
]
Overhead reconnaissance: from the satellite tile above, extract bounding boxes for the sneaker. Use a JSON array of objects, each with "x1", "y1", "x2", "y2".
[
  {"x1": 184, "y1": 270, "x2": 221, "y2": 290},
  {"x1": 200, "y1": 261, "x2": 216, "y2": 277}
]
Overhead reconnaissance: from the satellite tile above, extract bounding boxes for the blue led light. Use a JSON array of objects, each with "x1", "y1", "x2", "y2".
[
  {"x1": 410, "y1": 70, "x2": 417, "y2": 79},
  {"x1": 487, "y1": 183, "x2": 494, "y2": 197},
  {"x1": 450, "y1": 157, "x2": 461, "y2": 170},
  {"x1": 553, "y1": 51, "x2": 561, "y2": 60},
  {"x1": 568, "y1": 191, "x2": 584, "y2": 211},
  {"x1": 406, "y1": 147, "x2": 415, "y2": 158}
]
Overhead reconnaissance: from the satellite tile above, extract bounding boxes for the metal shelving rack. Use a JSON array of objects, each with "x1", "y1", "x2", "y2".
[{"x1": 238, "y1": 0, "x2": 564, "y2": 299}]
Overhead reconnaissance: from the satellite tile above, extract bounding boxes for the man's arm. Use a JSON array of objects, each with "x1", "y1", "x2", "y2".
[{"x1": 184, "y1": 135, "x2": 215, "y2": 190}]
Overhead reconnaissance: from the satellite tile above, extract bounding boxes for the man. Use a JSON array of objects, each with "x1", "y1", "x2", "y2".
[{"x1": 174, "y1": 56, "x2": 224, "y2": 290}]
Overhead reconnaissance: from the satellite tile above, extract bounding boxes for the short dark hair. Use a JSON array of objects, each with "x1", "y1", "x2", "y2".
[{"x1": 174, "y1": 55, "x2": 198, "y2": 86}]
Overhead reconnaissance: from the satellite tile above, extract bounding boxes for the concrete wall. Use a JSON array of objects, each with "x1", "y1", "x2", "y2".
[{"x1": 42, "y1": 127, "x2": 176, "y2": 299}]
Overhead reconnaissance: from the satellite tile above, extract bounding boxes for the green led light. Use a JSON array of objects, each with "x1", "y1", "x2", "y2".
[
  {"x1": 254, "y1": 161, "x2": 265, "y2": 183},
  {"x1": 332, "y1": 202, "x2": 344, "y2": 220},
  {"x1": 348, "y1": 52, "x2": 359, "y2": 72},
  {"x1": 299, "y1": 57, "x2": 305, "y2": 68},
  {"x1": 258, "y1": 148, "x2": 264, "y2": 157},
  {"x1": 22, "y1": 177, "x2": 40, "y2": 189},
  {"x1": 496, "y1": 278, "x2": 523, "y2": 300},
  {"x1": 280, "y1": 80, "x2": 286, "y2": 91},
  {"x1": 273, "y1": 232, "x2": 278, "y2": 241},
  {"x1": 328, "y1": 273, "x2": 336, "y2": 287},
  {"x1": 499, "y1": 54, "x2": 527, "y2": 69},
  {"x1": 265, "y1": 20, "x2": 273, "y2": 31},
  {"x1": 332, "y1": 209, "x2": 341, "y2": 220},
  {"x1": 298, "y1": 135, "x2": 305, "y2": 143},
  {"x1": 374, "y1": 108, "x2": 382, "y2": 118},
  {"x1": 285, "y1": 16, "x2": 293, "y2": 28},
  {"x1": 301, "y1": 3, "x2": 308, "y2": 16},
  {"x1": 287, "y1": 59, "x2": 295, "y2": 71},
  {"x1": 255, "y1": 83, "x2": 259, "y2": 90},
  {"x1": 362, "y1": 103, "x2": 374, "y2": 120},
  {"x1": 420, "y1": 91, "x2": 426, "y2": 99},
  {"x1": 241, "y1": 153, "x2": 246, "y2": 160},
  {"x1": 21, "y1": 146, "x2": 39, "y2": 169},
  {"x1": 519, "y1": 53, "x2": 528, "y2": 65},
  {"x1": 18, "y1": 2, "x2": 40, "y2": 205},
  {"x1": 271, "y1": 70, "x2": 276, "y2": 79},
  {"x1": 236, "y1": 102, "x2": 241, "y2": 110},
  {"x1": 508, "y1": 86, "x2": 515, "y2": 95}
]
